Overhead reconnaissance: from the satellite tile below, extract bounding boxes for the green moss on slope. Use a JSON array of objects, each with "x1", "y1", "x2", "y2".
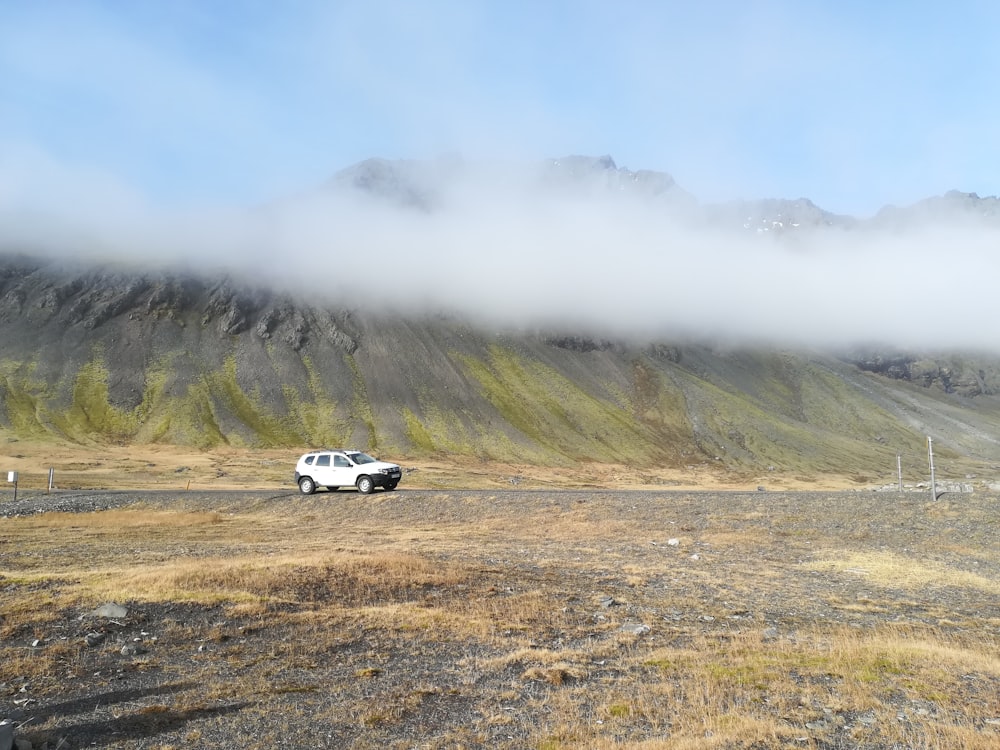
[
  {"x1": 1, "y1": 349, "x2": 354, "y2": 449},
  {"x1": 670, "y1": 357, "x2": 925, "y2": 474},
  {"x1": 457, "y1": 345, "x2": 672, "y2": 463},
  {"x1": 54, "y1": 357, "x2": 144, "y2": 441},
  {"x1": 162, "y1": 379, "x2": 228, "y2": 449},
  {"x1": 346, "y1": 353, "x2": 378, "y2": 451},
  {"x1": 201, "y1": 356, "x2": 302, "y2": 447},
  {"x1": 402, "y1": 407, "x2": 436, "y2": 452},
  {"x1": 0, "y1": 362, "x2": 52, "y2": 437},
  {"x1": 282, "y1": 356, "x2": 349, "y2": 448}
]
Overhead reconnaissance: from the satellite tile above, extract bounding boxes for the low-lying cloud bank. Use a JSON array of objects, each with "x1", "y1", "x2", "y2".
[{"x1": 3, "y1": 152, "x2": 999, "y2": 352}]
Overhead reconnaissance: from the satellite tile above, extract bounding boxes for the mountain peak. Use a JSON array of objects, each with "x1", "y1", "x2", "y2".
[{"x1": 549, "y1": 154, "x2": 618, "y2": 172}]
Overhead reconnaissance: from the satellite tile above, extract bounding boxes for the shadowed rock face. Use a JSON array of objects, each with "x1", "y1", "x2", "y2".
[
  {"x1": 838, "y1": 348, "x2": 996, "y2": 396},
  {"x1": 2, "y1": 252, "x2": 1000, "y2": 476},
  {"x1": 0, "y1": 258, "x2": 359, "y2": 352}
]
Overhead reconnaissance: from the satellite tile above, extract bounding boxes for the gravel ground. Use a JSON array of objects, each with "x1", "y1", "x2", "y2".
[
  {"x1": 3, "y1": 487, "x2": 999, "y2": 749},
  {"x1": 0, "y1": 488, "x2": 293, "y2": 518}
]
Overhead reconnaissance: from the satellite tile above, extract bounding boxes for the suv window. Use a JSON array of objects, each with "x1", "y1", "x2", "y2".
[
  {"x1": 334, "y1": 455, "x2": 351, "y2": 467},
  {"x1": 316, "y1": 454, "x2": 330, "y2": 467},
  {"x1": 347, "y1": 452, "x2": 376, "y2": 465},
  {"x1": 304, "y1": 455, "x2": 315, "y2": 466}
]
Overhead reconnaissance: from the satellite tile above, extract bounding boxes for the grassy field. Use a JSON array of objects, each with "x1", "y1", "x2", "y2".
[{"x1": 1, "y1": 476, "x2": 998, "y2": 748}]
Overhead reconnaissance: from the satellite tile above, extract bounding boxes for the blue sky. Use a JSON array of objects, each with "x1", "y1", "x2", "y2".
[{"x1": 3, "y1": 0, "x2": 1000, "y2": 216}]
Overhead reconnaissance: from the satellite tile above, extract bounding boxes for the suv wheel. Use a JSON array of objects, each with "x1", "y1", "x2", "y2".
[
  {"x1": 298, "y1": 476, "x2": 316, "y2": 495},
  {"x1": 356, "y1": 475, "x2": 374, "y2": 495}
]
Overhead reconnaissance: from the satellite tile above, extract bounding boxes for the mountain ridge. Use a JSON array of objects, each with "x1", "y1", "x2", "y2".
[{"x1": 327, "y1": 153, "x2": 998, "y2": 231}]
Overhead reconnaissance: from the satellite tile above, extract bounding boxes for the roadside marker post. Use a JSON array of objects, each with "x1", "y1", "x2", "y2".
[
  {"x1": 928, "y1": 436, "x2": 937, "y2": 501},
  {"x1": 7, "y1": 470, "x2": 17, "y2": 502}
]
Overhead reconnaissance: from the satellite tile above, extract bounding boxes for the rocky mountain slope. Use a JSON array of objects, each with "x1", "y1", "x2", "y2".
[{"x1": 2, "y1": 253, "x2": 1000, "y2": 482}]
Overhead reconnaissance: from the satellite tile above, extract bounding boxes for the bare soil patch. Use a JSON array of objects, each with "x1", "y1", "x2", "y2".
[{"x1": 1, "y1": 486, "x2": 998, "y2": 749}]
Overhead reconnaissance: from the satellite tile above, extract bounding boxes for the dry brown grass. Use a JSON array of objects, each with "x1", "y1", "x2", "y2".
[
  {"x1": 1, "y1": 487, "x2": 998, "y2": 749},
  {"x1": 0, "y1": 439, "x2": 873, "y2": 492},
  {"x1": 806, "y1": 550, "x2": 1000, "y2": 595}
]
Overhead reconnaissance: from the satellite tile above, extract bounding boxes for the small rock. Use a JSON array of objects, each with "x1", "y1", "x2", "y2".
[
  {"x1": 620, "y1": 623, "x2": 651, "y2": 635},
  {"x1": 598, "y1": 596, "x2": 615, "y2": 608},
  {"x1": 689, "y1": 553, "x2": 700, "y2": 561},
  {"x1": 90, "y1": 603, "x2": 128, "y2": 619},
  {"x1": 13, "y1": 739, "x2": 31, "y2": 750},
  {"x1": 30, "y1": 639, "x2": 41, "y2": 648},
  {"x1": 84, "y1": 632, "x2": 105, "y2": 647},
  {"x1": 667, "y1": 538, "x2": 680, "y2": 546},
  {"x1": 762, "y1": 627, "x2": 779, "y2": 640}
]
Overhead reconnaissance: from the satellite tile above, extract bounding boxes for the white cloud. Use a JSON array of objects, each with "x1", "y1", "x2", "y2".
[{"x1": 6, "y1": 148, "x2": 998, "y2": 352}]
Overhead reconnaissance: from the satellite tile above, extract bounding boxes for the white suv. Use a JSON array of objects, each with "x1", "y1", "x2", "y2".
[{"x1": 294, "y1": 449, "x2": 402, "y2": 495}]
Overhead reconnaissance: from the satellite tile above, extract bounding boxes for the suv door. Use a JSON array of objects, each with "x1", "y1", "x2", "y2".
[
  {"x1": 311, "y1": 453, "x2": 335, "y2": 486},
  {"x1": 327, "y1": 453, "x2": 356, "y2": 487}
]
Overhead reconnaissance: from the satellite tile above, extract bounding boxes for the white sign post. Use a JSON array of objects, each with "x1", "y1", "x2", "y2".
[
  {"x1": 927, "y1": 436, "x2": 937, "y2": 501},
  {"x1": 7, "y1": 471, "x2": 18, "y2": 502}
]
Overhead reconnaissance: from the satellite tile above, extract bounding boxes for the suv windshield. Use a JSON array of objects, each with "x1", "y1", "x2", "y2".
[{"x1": 346, "y1": 452, "x2": 376, "y2": 465}]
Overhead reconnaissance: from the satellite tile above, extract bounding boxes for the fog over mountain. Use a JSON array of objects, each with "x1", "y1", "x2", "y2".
[{"x1": 5, "y1": 153, "x2": 1000, "y2": 351}]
